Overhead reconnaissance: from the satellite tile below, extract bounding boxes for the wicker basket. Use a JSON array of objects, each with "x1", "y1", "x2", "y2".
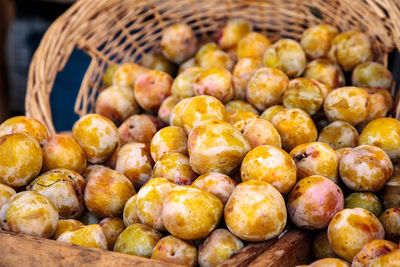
[{"x1": 26, "y1": 0, "x2": 400, "y2": 134}]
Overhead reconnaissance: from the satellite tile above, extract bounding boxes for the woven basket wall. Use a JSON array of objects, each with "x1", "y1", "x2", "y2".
[{"x1": 25, "y1": 0, "x2": 400, "y2": 134}]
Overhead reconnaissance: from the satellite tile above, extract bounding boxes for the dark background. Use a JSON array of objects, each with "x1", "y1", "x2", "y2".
[{"x1": 0, "y1": 0, "x2": 89, "y2": 131}]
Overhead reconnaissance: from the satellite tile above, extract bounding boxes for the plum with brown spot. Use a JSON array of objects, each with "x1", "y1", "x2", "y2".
[
  {"x1": 134, "y1": 70, "x2": 173, "y2": 113},
  {"x1": 352, "y1": 239, "x2": 398, "y2": 267},
  {"x1": 290, "y1": 142, "x2": 339, "y2": 183},
  {"x1": 118, "y1": 114, "x2": 161, "y2": 146},
  {"x1": 287, "y1": 175, "x2": 344, "y2": 230}
]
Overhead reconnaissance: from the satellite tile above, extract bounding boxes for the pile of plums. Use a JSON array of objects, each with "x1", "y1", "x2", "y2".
[{"x1": 1, "y1": 19, "x2": 400, "y2": 267}]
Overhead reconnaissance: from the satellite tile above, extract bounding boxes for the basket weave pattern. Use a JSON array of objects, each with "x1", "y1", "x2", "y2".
[{"x1": 25, "y1": 0, "x2": 400, "y2": 134}]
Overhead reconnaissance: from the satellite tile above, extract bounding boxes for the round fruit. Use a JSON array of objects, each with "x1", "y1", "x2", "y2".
[
  {"x1": 352, "y1": 239, "x2": 398, "y2": 267},
  {"x1": 150, "y1": 126, "x2": 188, "y2": 162},
  {"x1": 137, "y1": 177, "x2": 176, "y2": 231},
  {"x1": 313, "y1": 80, "x2": 332, "y2": 98},
  {"x1": 380, "y1": 208, "x2": 400, "y2": 243},
  {"x1": 181, "y1": 95, "x2": 226, "y2": 134},
  {"x1": 309, "y1": 258, "x2": 350, "y2": 267},
  {"x1": 236, "y1": 32, "x2": 271, "y2": 60},
  {"x1": 72, "y1": 114, "x2": 118, "y2": 164},
  {"x1": 192, "y1": 173, "x2": 236, "y2": 205},
  {"x1": 225, "y1": 100, "x2": 259, "y2": 114},
  {"x1": 287, "y1": 175, "x2": 344, "y2": 229},
  {"x1": 344, "y1": 192, "x2": 383, "y2": 217},
  {"x1": 271, "y1": 108, "x2": 318, "y2": 151},
  {"x1": 115, "y1": 142, "x2": 154, "y2": 188},
  {"x1": 217, "y1": 19, "x2": 252, "y2": 50},
  {"x1": 0, "y1": 116, "x2": 49, "y2": 144},
  {"x1": 336, "y1": 148, "x2": 351, "y2": 160},
  {"x1": 195, "y1": 42, "x2": 220, "y2": 63},
  {"x1": 152, "y1": 153, "x2": 197, "y2": 185},
  {"x1": 197, "y1": 49, "x2": 234, "y2": 71},
  {"x1": 359, "y1": 118, "x2": 400, "y2": 162},
  {"x1": 313, "y1": 230, "x2": 337, "y2": 259},
  {"x1": 290, "y1": 142, "x2": 339, "y2": 183},
  {"x1": 233, "y1": 57, "x2": 263, "y2": 85},
  {"x1": 304, "y1": 59, "x2": 345, "y2": 90},
  {"x1": 118, "y1": 114, "x2": 161, "y2": 145},
  {"x1": 339, "y1": 145, "x2": 393, "y2": 192},
  {"x1": 82, "y1": 164, "x2": 106, "y2": 181},
  {"x1": 151, "y1": 235, "x2": 197, "y2": 267},
  {"x1": 134, "y1": 70, "x2": 173, "y2": 113},
  {"x1": 55, "y1": 168, "x2": 85, "y2": 187},
  {"x1": 170, "y1": 98, "x2": 192, "y2": 128},
  {"x1": 123, "y1": 194, "x2": 139, "y2": 227},
  {"x1": 241, "y1": 145, "x2": 296, "y2": 194},
  {"x1": 317, "y1": 121, "x2": 359, "y2": 150},
  {"x1": 27, "y1": 169, "x2": 86, "y2": 219},
  {"x1": 246, "y1": 67, "x2": 289, "y2": 111},
  {"x1": 95, "y1": 85, "x2": 139, "y2": 125},
  {"x1": 0, "y1": 133, "x2": 42, "y2": 187},
  {"x1": 226, "y1": 110, "x2": 259, "y2": 131},
  {"x1": 327, "y1": 208, "x2": 385, "y2": 261},
  {"x1": 102, "y1": 64, "x2": 118, "y2": 88},
  {"x1": 141, "y1": 52, "x2": 177, "y2": 76},
  {"x1": 84, "y1": 168, "x2": 135, "y2": 218},
  {"x1": 188, "y1": 120, "x2": 250, "y2": 175},
  {"x1": 362, "y1": 88, "x2": 391, "y2": 125},
  {"x1": 263, "y1": 39, "x2": 306, "y2": 77},
  {"x1": 243, "y1": 118, "x2": 281, "y2": 149},
  {"x1": 99, "y1": 217, "x2": 125, "y2": 250},
  {"x1": 198, "y1": 228, "x2": 244, "y2": 267},
  {"x1": 193, "y1": 67, "x2": 234, "y2": 103},
  {"x1": 381, "y1": 175, "x2": 400, "y2": 210},
  {"x1": 225, "y1": 180, "x2": 287, "y2": 241},
  {"x1": 367, "y1": 249, "x2": 400, "y2": 266},
  {"x1": 231, "y1": 74, "x2": 248, "y2": 101},
  {"x1": 371, "y1": 87, "x2": 393, "y2": 111},
  {"x1": 161, "y1": 23, "x2": 197, "y2": 64},
  {"x1": 328, "y1": 31, "x2": 373, "y2": 71},
  {"x1": 282, "y1": 78, "x2": 324, "y2": 115},
  {"x1": 323, "y1": 87, "x2": 370, "y2": 126},
  {"x1": 352, "y1": 61, "x2": 393, "y2": 90},
  {"x1": 300, "y1": 24, "x2": 338, "y2": 60},
  {"x1": 162, "y1": 185, "x2": 223, "y2": 240},
  {"x1": 260, "y1": 105, "x2": 285, "y2": 122},
  {"x1": 112, "y1": 62, "x2": 148, "y2": 88},
  {"x1": 57, "y1": 224, "x2": 107, "y2": 249},
  {"x1": 114, "y1": 223, "x2": 162, "y2": 257},
  {"x1": 0, "y1": 191, "x2": 58, "y2": 237},
  {"x1": 171, "y1": 67, "x2": 202, "y2": 100},
  {"x1": 0, "y1": 183, "x2": 15, "y2": 210},
  {"x1": 158, "y1": 96, "x2": 179, "y2": 125},
  {"x1": 41, "y1": 134, "x2": 86, "y2": 173},
  {"x1": 52, "y1": 219, "x2": 84, "y2": 239}
]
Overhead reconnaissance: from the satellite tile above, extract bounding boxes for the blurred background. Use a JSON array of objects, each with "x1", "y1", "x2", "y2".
[
  {"x1": 0, "y1": 0, "x2": 88, "y2": 131},
  {"x1": 1, "y1": 0, "x2": 400, "y2": 133}
]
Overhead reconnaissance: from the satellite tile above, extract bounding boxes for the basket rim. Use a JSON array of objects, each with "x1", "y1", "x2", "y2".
[{"x1": 25, "y1": 0, "x2": 400, "y2": 134}]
